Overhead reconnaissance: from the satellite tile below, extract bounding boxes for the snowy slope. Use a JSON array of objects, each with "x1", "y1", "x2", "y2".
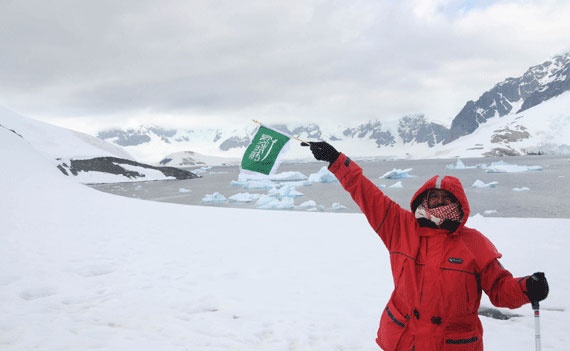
[
  {"x1": 0, "y1": 107, "x2": 197, "y2": 183},
  {"x1": 1, "y1": 109, "x2": 569, "y2": 350},
  {"x1": 0, "y1": 106, "x2": 132, "y2": 161}
]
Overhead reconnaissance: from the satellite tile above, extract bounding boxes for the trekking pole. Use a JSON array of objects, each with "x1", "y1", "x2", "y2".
[{"x1": 532, "y1": 300, "x2": 541, "y2": 351}]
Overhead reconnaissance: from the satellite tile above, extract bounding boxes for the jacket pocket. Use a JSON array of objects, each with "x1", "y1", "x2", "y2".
[
  {"x1": 377, "y1": 300, "x2": 410, "y2": 351},
  {"x1": 443, "y1": 330, "x2": 482, "y2": 351}
]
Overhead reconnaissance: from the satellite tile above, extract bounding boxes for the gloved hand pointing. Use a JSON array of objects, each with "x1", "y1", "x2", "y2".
[
  {"x1": 301, "y1": 141, "x2": 340, "y2": 164},
  {"x1": 525, "y1": 272, "x2": 549, "y2": 302}
]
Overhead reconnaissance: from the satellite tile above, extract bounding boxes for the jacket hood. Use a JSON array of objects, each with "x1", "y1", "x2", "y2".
[{"x1": 410, "y1": 175, "x2": 470, "y2": 233}]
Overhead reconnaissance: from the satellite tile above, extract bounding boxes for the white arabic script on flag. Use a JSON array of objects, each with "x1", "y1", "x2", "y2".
[{"x1": 248, "y1": 134, "x2": 278, "y2": 162}]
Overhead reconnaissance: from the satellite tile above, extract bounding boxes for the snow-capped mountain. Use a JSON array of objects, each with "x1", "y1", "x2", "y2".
[
  {"x1": 96, "y1": 52, "x2": 570, "y2": 165},
  {"x1": 446, "y1": 52, "x2": 570, "y2": 142},
  {"x1": 435, "y1": 91, "x2": 570, "y2": 158}
]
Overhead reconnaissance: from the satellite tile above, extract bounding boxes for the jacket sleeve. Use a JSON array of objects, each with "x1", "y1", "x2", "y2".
[
  {"x1": 328, "y1": 153, "x2": 412, "y2": 250},
  {"x1": 481, "y1": 259, "x2": 530, "y2": 309}
]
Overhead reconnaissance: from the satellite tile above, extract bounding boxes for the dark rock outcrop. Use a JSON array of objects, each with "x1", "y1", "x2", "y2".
[{"x1": 58, "y1": 157, "x2": 199, "y2": 180}]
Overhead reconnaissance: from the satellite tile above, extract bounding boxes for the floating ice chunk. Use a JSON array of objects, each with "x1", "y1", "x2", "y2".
[
  {"x1": 238, "y1": 171, "x2": 308, "y2": 182},
  {"x1": 270, "y1": 171, "x2": 309, "y2": 181},
  {"x1": 279, "y1": 180, "x2": 312, "y2": 187},
  {"x1": 330, "y1": 202, "x2": 347, "y2": 211},
  {"x1": 237, "y1": 172, "x2": 264, "y2": 182},
  {"x1": 297, "y1": 200, "x2": 317, "y2": 209},
  {"x1": 192, "y1": 166, "x2": 212, "y2": 175},
  {"x1": 512, "y1": 187, "x2": 530, "y2": 192},
  {"x1": 231, "y1": 179, "x2": 276, "y2": 190},
  {"x1": 244, "y1": 180, "x2": 277, "y2": 190},
  {"x1": 296, "y1": 201, "x2": 325, "y2": 212},
  {"x1": 178, "y1": 188, "x2": 192, "y2": 193},
  {"x1": 308, "y1": 167, "x2": 338, "y2": 183},
  {"x1": 446, "y1": 158, "x2": 477, "y2": 170},
  {"x1": 202, "y1": 192, "x2": 227, "y2": 203},
  {"x1": 389, "y1": 181, "x2": 404, "y2": 188},
  {"x1": 484, "y1": 161, "x2": 543, "y2": 173},
  {"x1": 268, "y1": 186, "x2": 304, "y2": 198},
  {"x1": 255, "y1": 195, "x2": 295, "y2": 209},
  {"x1": 234, "y1": 171, "x2": 311, "y2": 190},
  {"x1": 380, "y1": 168, "x2": 414, "y2": 179},
  {"x1": 472, "y1": 180, "x2": 498, "y2": 188},
  {"x1": 297, "y1": 200, "x2": 325, "y2": 212},
  {"x1": 228, "y1": 193, "x2": 261, "y2": 202},
  {"x1": 483, "y1": 210, "x2": 498, "y2": 215}
]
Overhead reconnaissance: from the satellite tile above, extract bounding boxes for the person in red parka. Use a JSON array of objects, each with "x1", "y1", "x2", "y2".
[{"x1": 302, "y1": 141, "x2": 549, "y2": 351}]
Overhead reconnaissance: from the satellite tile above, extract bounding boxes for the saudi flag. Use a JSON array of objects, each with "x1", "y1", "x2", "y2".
[{"x1": 241, "y1": 125, "x2": 291, "y2": 175}]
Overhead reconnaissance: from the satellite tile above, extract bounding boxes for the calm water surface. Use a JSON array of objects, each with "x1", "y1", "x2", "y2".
[{"x1": 89, "y1": 155, "x2": 570, "y2": 218}]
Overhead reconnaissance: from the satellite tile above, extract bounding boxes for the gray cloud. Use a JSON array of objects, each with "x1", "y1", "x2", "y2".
[{"x1": 1, "y1": 0, "x2": 570, "y2": 130}]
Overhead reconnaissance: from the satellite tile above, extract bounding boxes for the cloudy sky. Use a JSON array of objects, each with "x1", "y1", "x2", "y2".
[{"x1": 1, "y1": 0, "x2": 569, "y2": 133}]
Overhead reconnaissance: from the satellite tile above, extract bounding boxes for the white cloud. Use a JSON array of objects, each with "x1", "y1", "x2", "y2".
[{"x1": 1, "y1": 0, "x2": 569, "y2": 132}]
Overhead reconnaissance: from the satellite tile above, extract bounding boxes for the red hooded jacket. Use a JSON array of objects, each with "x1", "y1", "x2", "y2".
[{"x1": 329, "y1": 154, "x2": 530, "y2": 351}]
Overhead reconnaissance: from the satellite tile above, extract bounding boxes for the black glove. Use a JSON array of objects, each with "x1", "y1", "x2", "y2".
[
  {"x1": 525, "y1": 272, "x2": 549, "y2": 302},
  {"x1": 301, "y1": 141, "x2": 340, "y2": 164}
]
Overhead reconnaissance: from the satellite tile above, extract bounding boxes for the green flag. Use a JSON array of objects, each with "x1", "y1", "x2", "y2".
[{"x1": 241, "y1": 125, "x2": 291, "y2": 175}]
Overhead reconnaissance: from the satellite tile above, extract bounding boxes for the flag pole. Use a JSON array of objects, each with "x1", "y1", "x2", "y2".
[{"x1": 252, "y1": 119, "x2": 309, "y2": 144}]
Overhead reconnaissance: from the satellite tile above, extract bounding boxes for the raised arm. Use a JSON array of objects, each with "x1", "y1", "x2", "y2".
[{"x1": 302, "y1": 142, "x2": 413, "y2": 249}]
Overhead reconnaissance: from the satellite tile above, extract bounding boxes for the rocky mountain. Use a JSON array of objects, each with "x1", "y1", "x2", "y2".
[
  {"x1": 445, "y1": 52, "x2": 570, "y2": 143},
  {"x1": 397, "y1": 114, "x2": 449, "y2": 147},
  {"x1": 341, "y1": 120, "x2": 396, "y2": 147},
  {"x1": 96, "y1": 115, "x2": 453, "y2": 163},
  {"x1": 98, "y1": 126, "x2": 178, "y2": 146},
  {"x1": 94, "y1": 52, "x2": 570, "y2": 164}
]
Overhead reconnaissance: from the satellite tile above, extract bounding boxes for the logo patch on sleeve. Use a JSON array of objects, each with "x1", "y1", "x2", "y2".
[{"x1": 448, "y1": 257, "x2": 464, "y2": 264}]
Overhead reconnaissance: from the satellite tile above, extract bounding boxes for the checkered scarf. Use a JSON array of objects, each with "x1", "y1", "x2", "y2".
[{"x1": 415, "y1": 196, "x2": 463, "y2": 226}]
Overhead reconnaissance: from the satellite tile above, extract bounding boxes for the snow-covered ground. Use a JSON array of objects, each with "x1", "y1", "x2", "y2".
[{"x1": 2, "y1": 114, "x2": 570, "y2": 350}]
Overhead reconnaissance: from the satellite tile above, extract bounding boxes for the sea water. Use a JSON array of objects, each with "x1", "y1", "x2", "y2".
[{"x1": 89, "y1": 155, "x2": 570, "y2": 218}]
